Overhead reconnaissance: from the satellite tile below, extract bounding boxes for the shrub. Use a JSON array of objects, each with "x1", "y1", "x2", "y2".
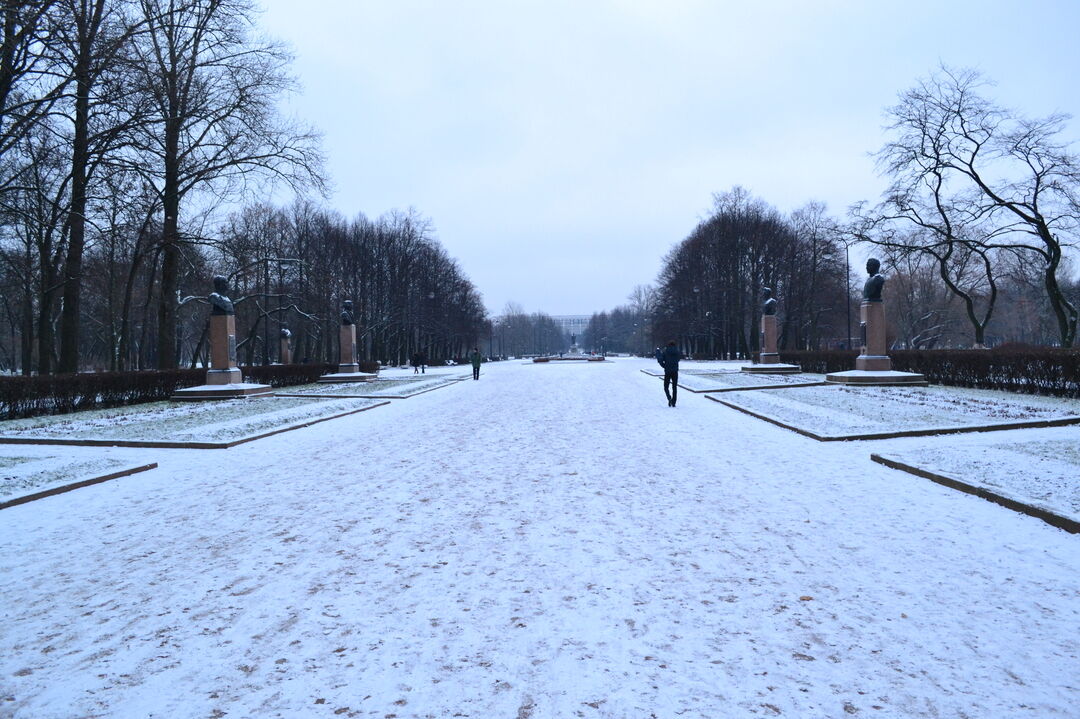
[
  {"x1": 240, "y1": 363, "x2": 336, "y2": 387},
  {"x1": 0, "y1": 361, "x2": 377, "y2": 421},
  {"x1": 778, "y1": 348, "x2": 1080, "y2": 398},
  {"x1": 0, "y1": 369, "x2": 204, "y2": 421},
  {"x1": 775, "y1": 350, "x2": 858, "y2": 374}
]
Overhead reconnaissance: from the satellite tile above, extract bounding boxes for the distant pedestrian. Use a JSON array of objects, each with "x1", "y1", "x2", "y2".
[
  {"x1": 657, "y1": 340, "x2": 684, "y2": 407},
  {"x1": 469, "y1": 347, "x2": 482, "y2": 380},
  {"x1": 411, "y1": 352, "x2": 420, "y2": 374},
  {"x1": 419, "y1": 351, "x2": 427, "y2": 374}
]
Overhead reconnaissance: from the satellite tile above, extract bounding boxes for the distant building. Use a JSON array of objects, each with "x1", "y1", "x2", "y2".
[{"x1": 551, "y1": 315, "x2": 590, "y2": 338}]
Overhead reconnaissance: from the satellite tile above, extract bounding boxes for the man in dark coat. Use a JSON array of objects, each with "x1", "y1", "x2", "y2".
[
  {"x1": 469, "y1": 347, "x2": 482, "y2": 380},
  {"x1": 658, "y1": 340, "x2": 684, "y2": 407}
]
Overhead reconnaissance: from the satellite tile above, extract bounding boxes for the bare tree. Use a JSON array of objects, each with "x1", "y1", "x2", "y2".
[
  {"x1": 882, "y1": 66, "x2": 1080, "y2": 346},
  {"x1": 51, "y1": 0, "x2": 148, "y2": 372},
  {"x1": 0, "y1": 0, "x2": 64, "y2": 195},
  {"x1": 128, "y1": 0, "x2": 325, "y2": 368}
]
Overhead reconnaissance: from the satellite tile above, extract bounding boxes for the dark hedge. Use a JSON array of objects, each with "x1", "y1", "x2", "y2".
[
  {"x1": 0, "y1": 369, "x2": 204, "y2": 420},
  {"x1": 0, "y1": 362, "x2": 376, "y2": 421},
  {"x1": 242, "y1": 363, "x2": 337, "y2": 387},
  {"x1": 778, "y1": 348, "x2": 1080, "y2": 398}
]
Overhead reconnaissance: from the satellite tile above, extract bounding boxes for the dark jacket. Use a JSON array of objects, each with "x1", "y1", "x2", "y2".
[
  {"x1": 470, "y1": 351, "x2": 482, "y2": 368},
  {"x1": 660, "y1": 345, "x2": 683, "y2": 371}
]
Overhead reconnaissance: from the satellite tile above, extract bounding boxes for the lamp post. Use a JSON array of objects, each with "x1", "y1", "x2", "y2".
[
  {"x1": 692, "y1": 286, "x2": 701, "y2": 357},
  {"x1": 843, "y1": 240, "x2": 854, "y2": 350},
  {"x1": 705, "y1": 310, "x2": 714, "y2": 358}
]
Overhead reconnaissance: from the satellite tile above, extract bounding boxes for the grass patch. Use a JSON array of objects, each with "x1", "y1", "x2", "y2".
[{"x1": 0, "y1": 396, "x2": 382, "y2": 444}]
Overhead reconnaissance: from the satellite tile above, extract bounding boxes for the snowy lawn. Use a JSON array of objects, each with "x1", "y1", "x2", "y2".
[
  {"x1": 279, "y1": 375, "x2": 460, "y2": 398},
  {"x1": 712, "y1": 383, "x2": 1080, "y2": 438},
  {"x1": 1, "y1": 454, "x2": 125, "y2": 499},
  {"x1": 875, "y1": 431, "x2": 1080, "y2": 523},
  {"x1": 679, "y1": 370, "x2": 826, "y2": 392},
  {"x1": 0, "y1": 358, "x2": 1077, "y2": 718},
  {"x1": 641, "y1": 362, "x2": 824, "y2": 392},
  {"x1": 0, "y1": 395, "x2": 384, "y2": 445},
  {"x1": 1, "y1": 452, "x2": 154, "y2": 506}
]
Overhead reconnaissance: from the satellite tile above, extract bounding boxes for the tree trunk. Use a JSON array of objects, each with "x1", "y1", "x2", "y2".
[
  {"x1": 58, "y1": 56, "x2": 91, "y2": 373},
  {"x1": 157, "y1": 147, "x2": 180, "y2": 368}
]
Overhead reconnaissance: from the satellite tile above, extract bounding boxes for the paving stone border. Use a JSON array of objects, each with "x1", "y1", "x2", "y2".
[
  {"x1": 0, "y1": 401, "x2": 389, "y2": 450},
  {"x1": 0, "y1": 462, "x2": 158, "y2": 510},
  {"x1": 706, "y1": 394, "x2": 1080, "y2": 441},
  {"x1": 871, "y1": 454, "x2": 1079, "y2": 534}
]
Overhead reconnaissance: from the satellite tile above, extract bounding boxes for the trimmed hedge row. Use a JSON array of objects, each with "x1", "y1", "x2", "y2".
[
  {"x1": 0, "y1": 362, "x2": 378, "y2": 421},
  {"x1": 0, "y1": 369, "x2": 204, "y2": 420},
  {"x1": 778, "y1": 348, "x2": 1080, "y2": 398},
  {"x1": 242, "y1": 363, "x2": 337, "y2": 387}
]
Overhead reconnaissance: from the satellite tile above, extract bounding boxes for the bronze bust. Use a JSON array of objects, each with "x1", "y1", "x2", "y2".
[
  {"x1": 863, "y1": 258, "x2": 885, "y2": 302},
  {"x1": 762, "y1": 287, "x2": 778, "y2": 316},
  {"x1": 209, "y1": 275, "x2": 234, "y2": 315},
  {"x1": 340, "y1": 300, "x2": 355, "y2": 326}
]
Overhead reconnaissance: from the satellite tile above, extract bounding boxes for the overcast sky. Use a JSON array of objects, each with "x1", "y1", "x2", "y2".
[{"x1": 255, "y1": 0, "x2": 1080, "y2": 317}]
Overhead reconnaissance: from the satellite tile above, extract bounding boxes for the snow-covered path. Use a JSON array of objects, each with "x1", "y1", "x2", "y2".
[{"x1": 1, "y1": 359, "x2": 1077, "y2": 718}]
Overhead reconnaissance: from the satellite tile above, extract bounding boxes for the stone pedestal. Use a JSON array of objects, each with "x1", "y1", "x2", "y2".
[
  {"x1": 855, "y1": 301, "x2": 891, "y2": 371},
  {"x1": 338, "y1": 324, "x2": 358, "y2": 373},
  {"x1": 759, "y1": 314, "x2": 779, "y2": 364},
  {"x1": 318, "y1": 323, "x2": 376, "y2": 383},
  {"x1": 741, "y1": 314, "x2": 800, "y2": 374},
  {"x1": 279, "y1": 336, "x2": 292, "y2": 365},
  {"x1": 827, "y1": 301, "x2": 926, "y2": 386},
  {"x1": 173, "y1": 313, "x2": 272, "y2": 399}
]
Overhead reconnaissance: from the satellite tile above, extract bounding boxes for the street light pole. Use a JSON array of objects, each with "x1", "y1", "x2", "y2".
[{"x1": 845, "y1": 242, "x2": 852, "y2": 350}]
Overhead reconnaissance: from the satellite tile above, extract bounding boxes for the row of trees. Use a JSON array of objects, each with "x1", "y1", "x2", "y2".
[
  {"x1": 0, "y1": 196, "x2": 488, "y2": 371},
  {"x1": 587, "y1": 67, "x2": 1078, "y2": 356},
  {"x1": 211, "y1": 204, "x2": 486, "y2": 367},
  {"x1": 642, "y1": 190, "x2": 849, "y2": 358},
  {"x1": 0, "y1": 0, "x2": 324, "y2": 373},
  {"x1": 0, "y1": 0, "x2": 488, "y2": 373},
  {"x1": 580, "y1": 285, "x2": 654, "y2": 355},
  {"x1": 487, "y1": 303, "x2": 568, "y2": 358}
]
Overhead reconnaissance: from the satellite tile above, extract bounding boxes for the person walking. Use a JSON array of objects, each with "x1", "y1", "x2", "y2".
[
  {"x1": 657, "y1": 340, "x2": 684, "y2": 407},
  {"x1": 411, "y1": 352, "x2": 420, "y2": 374},
  {"x1": 469, "y1": 347, "x2": 482, "y2": 380}
]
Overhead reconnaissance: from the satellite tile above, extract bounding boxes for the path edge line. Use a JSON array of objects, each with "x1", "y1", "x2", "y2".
[
  {"x1": 871, "y1": 454, "x2": 1079, "y2": 534},
  {"x1": 0, "y1": 463, "x2": 158, "y2": 510}
]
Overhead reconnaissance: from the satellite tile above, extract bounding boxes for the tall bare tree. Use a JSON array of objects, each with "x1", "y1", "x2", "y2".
[
  {"x1": 0, "y1": 0, "x2": 63, "y2": 195},
  {"x1": 129, "y1": 0, "x2": 324, "y2": 368},
  {"x1": 53, "y1": 0, "x2": 147, "y2": 372},
  {"x1": 881, "y1": 66, "x2": 1080, "y2": 346}
]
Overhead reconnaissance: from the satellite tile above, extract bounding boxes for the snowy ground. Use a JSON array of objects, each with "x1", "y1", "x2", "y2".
[
  {"x1": 280, "y1": 376, "x2": 461, "y2": 398},
  {"x1": 712, "y1": 383, "x2": 1080, "y2": 437},
  {"x1": 0, "y1": 396, "x2": 382, "y2": 444},
  {"x1": 1, "y1": 455, "x2": 128, "y2": 502},
  {"x1": 1, "y1": 359, "x2": 1078, "y2": 718},
  {"x1": 877, "y1": 431, "x2": 1080, "y2": 522},
  {"x1": 643, "y1": 366, "x2": 826, "y2": 392}
]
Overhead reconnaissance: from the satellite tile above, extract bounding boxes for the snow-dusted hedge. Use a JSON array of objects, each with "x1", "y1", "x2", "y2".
[
  {"x1": 0, "y1": 369, "x2": 204, "y2": 420},
  {"x1": 0, "y1": 362, "x2": 354, "y2": 420},
  {"x1": 779, "y1": 348, "x2": 1080, "y2": 398},
  {"x1": 241, "y1": 362, "x2": 345, "y2": 387}
]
